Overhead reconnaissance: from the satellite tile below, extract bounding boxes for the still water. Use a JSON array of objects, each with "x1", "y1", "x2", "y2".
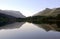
[{"x1": 0, "y1": 22, "x2": 60, "y2": 39}]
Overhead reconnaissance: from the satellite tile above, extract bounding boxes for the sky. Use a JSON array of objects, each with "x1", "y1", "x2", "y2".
[{"x1": 0, "y1": 0, "x2": 60, "y2": 16}]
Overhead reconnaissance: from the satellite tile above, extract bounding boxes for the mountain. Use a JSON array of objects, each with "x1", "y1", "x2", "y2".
[
  {"x1": 34, "y1": 8, "x2": 60, "y2": 17},
  {"x1": 0, "y1": 10, "x2": 25, "y2": 18}
]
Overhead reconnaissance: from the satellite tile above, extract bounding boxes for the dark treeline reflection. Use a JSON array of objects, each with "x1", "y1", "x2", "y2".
[
  {"x1": 32, "y1": 23, "x2": 60, "y2": 32},
  {"x1": 27, "y1": 20, "x2": 60, "y2": 32}
]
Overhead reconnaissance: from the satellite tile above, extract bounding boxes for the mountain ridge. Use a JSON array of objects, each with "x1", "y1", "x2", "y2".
[
  {"x1": 34, "y1": 8, "x2": 60, "y2": 17},
  {"x1": 0, "y1": 10, "x2": 25, "y2": 18}
]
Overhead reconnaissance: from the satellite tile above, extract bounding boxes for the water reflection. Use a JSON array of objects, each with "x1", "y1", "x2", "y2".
[
  {"x1": 28, "y1": 21, "x2": 60, "y2": 32},
  {"x1": 0, "y1": 22, "x2": 60, "y2": 39},
  {"x1": 0, "y1": 22, "x2": 25, "y2": 29},
  {"x1": 0, "y1": 21, "x2": 60, "y2": 32},
  {"x1": 33, "y1": 24, "x2": 60, "y2": 32}
]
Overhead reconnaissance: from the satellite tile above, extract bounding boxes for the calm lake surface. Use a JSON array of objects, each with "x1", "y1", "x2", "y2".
[{"x1": 0, "y1": 22, "x2": 60, "y2": 39}]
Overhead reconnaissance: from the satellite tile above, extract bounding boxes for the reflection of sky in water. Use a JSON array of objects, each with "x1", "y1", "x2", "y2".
[{"x1": 0, "y1": 22, "x2": 60, "y2": 39}]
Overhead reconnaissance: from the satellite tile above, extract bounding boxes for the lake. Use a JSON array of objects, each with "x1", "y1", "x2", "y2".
[{"x1": 0, "y1": 22, "x2": 60, "y2": 39}]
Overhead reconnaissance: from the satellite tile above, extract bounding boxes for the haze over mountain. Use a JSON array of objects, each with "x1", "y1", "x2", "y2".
[
  {"x1": 34, "y1": 8, "x2": 60, "y2": 17},
  {"x1": 0, "y1": 10, "x2": 25, "y2": 18}
]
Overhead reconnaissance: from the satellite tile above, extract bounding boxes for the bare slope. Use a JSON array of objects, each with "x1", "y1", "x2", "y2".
[{"x1": 34, "y1": 8, "x2": 60, "y2": 17}]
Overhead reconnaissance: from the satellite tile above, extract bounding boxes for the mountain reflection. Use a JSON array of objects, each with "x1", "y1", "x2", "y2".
[
  {"x1": 31, "y1": 23, "x2": 60, "y2": 32},
  {"x1": 0, "y1": 22, "x2": 25, "y2": 29}
]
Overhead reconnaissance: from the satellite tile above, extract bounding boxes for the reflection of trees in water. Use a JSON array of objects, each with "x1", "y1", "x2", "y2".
[
  {"x1": 33, "y1": 24, "x2": 60, "y2": 32},
  {"x1": 28, "y1": 19, "x2": 60, "y2": 32},
  {"x1": 28, "y1": 21, "x2": 60, "y2": 32}
]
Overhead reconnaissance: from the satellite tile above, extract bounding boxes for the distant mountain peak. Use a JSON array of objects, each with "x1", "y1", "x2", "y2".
[
  {"x1": 0, "y1": 10, "x2": 25, "y2": 18},
  {"x1": 45, "y1": 8, "x2": 51, "y2": 10}
]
